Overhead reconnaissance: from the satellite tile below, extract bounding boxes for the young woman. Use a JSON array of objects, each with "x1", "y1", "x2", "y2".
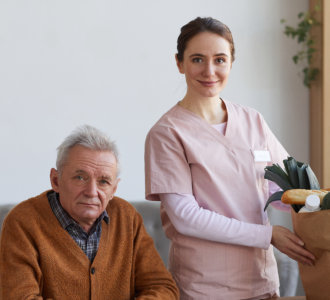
[{"x1": 144, "y1": 17, "x2": 314, "y2": 299}]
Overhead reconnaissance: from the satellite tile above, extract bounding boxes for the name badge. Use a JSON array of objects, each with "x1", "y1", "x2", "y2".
[{"x1": 253, "y1": 150, "x2": 271, "y2": 162}]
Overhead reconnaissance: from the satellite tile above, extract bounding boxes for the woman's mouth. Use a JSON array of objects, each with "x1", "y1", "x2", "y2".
[{"x1": 198, "y1": 80, "x2": 219, "y2": 87}]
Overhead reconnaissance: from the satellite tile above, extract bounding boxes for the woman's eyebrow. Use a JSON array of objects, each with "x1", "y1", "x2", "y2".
[
  {"x1": 189, "y1": 53, "x2": 229, "y2": 57},
  {"x1": 189, "y1": 53, "x2": 204, "y2": 58}
]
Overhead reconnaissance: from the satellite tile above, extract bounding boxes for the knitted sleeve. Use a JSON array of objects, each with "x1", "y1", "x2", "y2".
[
  {"x1": 0, "y1": 206, "x2": 45, "y2": 299},
  {"x1": 132, "y1": 211, "x2": 179, "y2": 299}
]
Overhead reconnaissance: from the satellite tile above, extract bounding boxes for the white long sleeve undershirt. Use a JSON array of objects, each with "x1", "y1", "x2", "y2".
[{"x1": 160, "y1": 193, "x2": 273, "y2": 249}]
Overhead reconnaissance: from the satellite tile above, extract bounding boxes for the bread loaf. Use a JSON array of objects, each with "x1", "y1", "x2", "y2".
[{"x1": 281, "y1": 189, "x2": 329, "y2": 205}]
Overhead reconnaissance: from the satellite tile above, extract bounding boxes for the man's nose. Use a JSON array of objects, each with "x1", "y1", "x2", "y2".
[{"x1": 84, "y1": 180, "x2": 98, "y2": 197}]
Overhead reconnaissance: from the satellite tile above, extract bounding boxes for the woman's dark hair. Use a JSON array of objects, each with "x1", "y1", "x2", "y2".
[{"x1": 176, "y1": 17, "x2": 235, "y2": 62}]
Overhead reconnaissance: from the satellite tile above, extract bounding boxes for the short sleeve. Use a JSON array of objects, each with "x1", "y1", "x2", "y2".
[{"x1": 144, "y1": 126, "x2": 193, "y2": 201}]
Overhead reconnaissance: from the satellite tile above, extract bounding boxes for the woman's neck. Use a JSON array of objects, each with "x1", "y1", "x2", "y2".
[{"x1": 179, "y1": 95, "x2": 227, "y2": 124}]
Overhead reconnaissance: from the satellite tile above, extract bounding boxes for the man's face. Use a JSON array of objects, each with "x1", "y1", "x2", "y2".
[{"x1": 50, "y1": 145, "x2": 119, "y2": 232}]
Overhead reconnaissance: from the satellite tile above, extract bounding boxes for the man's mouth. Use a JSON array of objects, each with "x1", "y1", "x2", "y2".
[{"x1": 79, "y1": 202, "x2": 98, "y2": 207}]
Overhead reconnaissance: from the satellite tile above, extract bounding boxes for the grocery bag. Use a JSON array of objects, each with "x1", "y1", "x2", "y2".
[{"x1": 291, "y1": 208, "x2": 330, "y2": 299}]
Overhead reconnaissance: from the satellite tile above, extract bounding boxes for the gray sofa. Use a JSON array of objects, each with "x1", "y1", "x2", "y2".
[{"x1": 0, "y1": 201, "x2": 303, "y2": 296}]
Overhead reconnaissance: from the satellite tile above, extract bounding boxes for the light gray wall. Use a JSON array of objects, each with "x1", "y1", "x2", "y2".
[{"x1": 0, "y1": 0, "x2": 309, "y2": 204}]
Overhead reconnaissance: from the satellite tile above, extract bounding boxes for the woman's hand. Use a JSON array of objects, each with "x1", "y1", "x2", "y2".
[{"x1": 271, "y1": 225, "x2": 315, "y2": 266}]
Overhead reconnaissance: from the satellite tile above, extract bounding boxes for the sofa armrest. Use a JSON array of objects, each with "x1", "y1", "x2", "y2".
[
  {"x1": 0, "y1": 204, "x2": 15, "y2": 229},
  {"x1": 131, "y1": 201, "x2": 170, "y2": 266}
]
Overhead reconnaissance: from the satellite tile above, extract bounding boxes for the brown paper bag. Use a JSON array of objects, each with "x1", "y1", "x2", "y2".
[{"x1": 291, "y1": 208, "x2": 330, "y2": 299}]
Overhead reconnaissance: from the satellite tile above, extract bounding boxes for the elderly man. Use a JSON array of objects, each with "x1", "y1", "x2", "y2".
[{"x1": 0, "y1": 125, "x2": 179, "y2": 300}]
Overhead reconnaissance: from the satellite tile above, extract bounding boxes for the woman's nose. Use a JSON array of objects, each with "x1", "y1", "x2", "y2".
[{"x1": 203, "y1": 61, "x2": 215, "y2": 76}]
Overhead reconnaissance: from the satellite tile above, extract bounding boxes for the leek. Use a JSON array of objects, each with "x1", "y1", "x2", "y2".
[{"x1": 264, "y1": 156, "x2": 320, "y2": 211}]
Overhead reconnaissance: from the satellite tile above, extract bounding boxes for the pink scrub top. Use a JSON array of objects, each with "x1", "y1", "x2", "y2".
[{"x1": 145, "y1": 100, "x2": 288, "y2": 299}]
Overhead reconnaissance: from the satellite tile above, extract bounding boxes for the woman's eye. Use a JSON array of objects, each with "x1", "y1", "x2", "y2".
[
  {"x1": 216, "y1": 57, "x2": 225, "y2": 63},
  {"x1": 192, "y1": 57, "x2": 203, "y2": 63}
]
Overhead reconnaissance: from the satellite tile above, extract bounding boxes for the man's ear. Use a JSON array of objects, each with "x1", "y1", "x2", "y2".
[
  {"x1": 50, "y1": 168, "x2": 60, "y2": 192},
  {"x1": 175, "y1": 54, "x2": 185, "y2": 74}
]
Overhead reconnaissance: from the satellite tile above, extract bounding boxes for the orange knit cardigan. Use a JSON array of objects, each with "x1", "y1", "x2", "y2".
[{"x1": 0, "y1": 191, "x2": 179, "y2": 300}]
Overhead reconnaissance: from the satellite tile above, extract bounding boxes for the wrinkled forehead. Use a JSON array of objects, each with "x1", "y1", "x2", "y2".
[{"x1": 64, "y1": 146, "x2": 118, "y2": 174}]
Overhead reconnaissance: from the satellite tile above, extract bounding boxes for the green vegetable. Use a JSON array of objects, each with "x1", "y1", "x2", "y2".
[
  {"x1": 321, "y1": 192, "x2": 330, "y2": 210},
  {"x1": 264, "y1": 156, "x2": 320, "y2": 211},
  {"x1": 264, "y1": 191, "x2": 284, "y2": 211},
  {"x1": 306, "y1": 166, "x2": 320, "y2": 190},
  {"x1": 284, "y1": 157, "x2": 300, "y2": 188},
  {"x1": 297, "y1": 162, "x2": 309, "y2": 188},
  {"x1": 264, "y1": 164, "x2": 292, "y2": 191}
]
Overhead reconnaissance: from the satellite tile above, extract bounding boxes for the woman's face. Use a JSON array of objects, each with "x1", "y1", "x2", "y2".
[{"x1": 176, "y1": 31, "x2": 232, "y2": 99}]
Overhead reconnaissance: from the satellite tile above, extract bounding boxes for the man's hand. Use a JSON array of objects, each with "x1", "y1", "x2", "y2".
[{"x1": 271, "y1": 225, "x2": 315, "y2": 266}]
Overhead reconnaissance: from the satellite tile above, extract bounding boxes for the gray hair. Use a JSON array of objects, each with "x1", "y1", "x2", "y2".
[{"x1": 56, "y1": 125, "x2": 119, "y2": 174}]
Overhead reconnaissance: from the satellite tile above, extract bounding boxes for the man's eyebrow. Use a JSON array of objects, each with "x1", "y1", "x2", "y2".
[{"x1": 100, "y1": 175, "x2": 112, "y2": 181}]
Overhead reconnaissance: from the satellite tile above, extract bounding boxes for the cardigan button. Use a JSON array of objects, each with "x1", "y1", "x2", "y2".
[{"x1": 91, "y1": 267, "x2": 95, "y2": 274}]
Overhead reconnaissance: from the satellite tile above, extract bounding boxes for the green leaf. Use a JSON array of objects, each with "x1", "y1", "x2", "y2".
[
  {"x1": 298, "y1": 33, "x2": 307, "y2": 43},
  {"x1": 264, "y1": 164, "x2": 292, "y2": 191},
  {"x1": 307, "y1": 54, "x2": 313, "y2": 64},
  {"x1": 284, "y1": 157, "x2": 300, "y2": 187},
  {"x1": 292, "y1": 55, "x2": 299, "y2": 64},
  {"x1": 304, "y1": 75, "x2": 310, "y2": 87},
  {"x1": 308, "y1": 47, "x2": 316, "y2": 54},
  {"x1": 306, "y1": 165, "x2": 320, "y2": 189},
  {"x1": 307, "y1": 39, "x2": 314, "y2": 46},
  {"x1": 280, "y1": 4, "x2": 320, "y2": 87},
  {"x1": 265, "y1": 164, "x2": 289, "y2": 181},
  {"x1": 298, "y1": 12, "x2": 305, "y2": 18},
  {"x1": 310, "y1": 68, "x2": 319, "y2": 80},
  {"x1": 321, "y1": 192, "x2": 330, "y2": 210},
  {"x1": 296, "y1": 163, "x2": 309, "y2": 188},
  {"x1": 264, "y1": 191, "x2": 284, "y2": 211}
]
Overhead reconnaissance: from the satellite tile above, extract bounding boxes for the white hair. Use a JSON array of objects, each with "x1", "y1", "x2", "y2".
[{"x1": 56, "y1": 125, "x2": 119, "y2": 174}]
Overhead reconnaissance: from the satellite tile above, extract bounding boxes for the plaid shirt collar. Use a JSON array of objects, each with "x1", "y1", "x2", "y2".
[{"x1": 48, "y1": 191, "x2": 109, "y2": 234}]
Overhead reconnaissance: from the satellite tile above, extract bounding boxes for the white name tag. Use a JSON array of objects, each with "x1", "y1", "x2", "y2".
[{"x1": 253, "y1": 150, "x2": 271, "y2": 162}]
